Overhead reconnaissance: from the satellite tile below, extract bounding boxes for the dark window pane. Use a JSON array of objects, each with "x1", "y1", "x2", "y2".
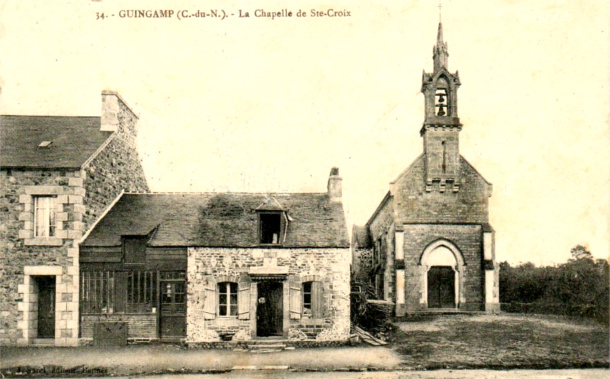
[{"x1": 260, "y1": 213, "x2": 282, "y2": 244}]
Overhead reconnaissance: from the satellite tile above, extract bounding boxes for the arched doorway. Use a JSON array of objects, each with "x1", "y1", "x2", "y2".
[{"x1": 420, "y1": 241, "x2": 465, "y2": 309}]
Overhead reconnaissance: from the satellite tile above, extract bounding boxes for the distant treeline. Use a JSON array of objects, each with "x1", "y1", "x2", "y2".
[{"x1": 499, "y1": 245, "x2": 609, "y2": 323}]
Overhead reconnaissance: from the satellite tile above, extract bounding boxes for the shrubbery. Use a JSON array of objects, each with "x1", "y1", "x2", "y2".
[
  {"x1": 500, "y1": 245, "x2": 609, "y2": 323},
  {"x1": 350, "y1": 281, "x2": 393, "y2": 331}
]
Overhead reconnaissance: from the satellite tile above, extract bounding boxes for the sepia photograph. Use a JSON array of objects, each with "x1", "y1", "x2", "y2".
[{"x1": 0, "y1": 0, "x2": 608, "y2": 378}]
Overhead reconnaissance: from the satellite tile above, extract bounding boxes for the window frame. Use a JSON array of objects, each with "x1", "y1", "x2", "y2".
[
  {"x1": 217, "y1": 281, "x2": 238, "y2": 317},
  {"x1": 127, "y1": 271, "x2": 157, "y2": 313},
  {"x1": 33, "y1": 195, "x2": 57, "y2": 238},
  {"x1": 80, "y1": 271, "x2": 115, "y2": 314},
  {"x1": 258, "y1": 212, "x2": 284, "y2": 245},
  {"x1": 302, "y1": 281, "x2": 312, "y2": 316}
]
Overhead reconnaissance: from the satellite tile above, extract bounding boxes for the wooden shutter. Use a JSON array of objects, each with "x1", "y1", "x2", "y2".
[
  {"x1": 203, "y1": 276, "x2": 216, "y2": 320},
  {"x1": 289, "y1": 277, "x2": 302, "y2": 320},
  {"x1": 311, "y1": 281, "x2": 323, "y2": 318},
  {"x1": 238, "y1": 275, "x2": 251, "y2": 320}
]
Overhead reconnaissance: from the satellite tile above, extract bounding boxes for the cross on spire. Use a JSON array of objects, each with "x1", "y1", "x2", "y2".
[{"x1": 438, "y1": 1, "x2": 442, "y2": 22}]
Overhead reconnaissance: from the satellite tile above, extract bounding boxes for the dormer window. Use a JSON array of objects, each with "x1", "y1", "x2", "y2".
[
  {"x1": 255, "y1": 196, "x2": 288, "y2": 245},
  {"x1": 260, "y1": 213, "x2": 282, "y2": 244}
]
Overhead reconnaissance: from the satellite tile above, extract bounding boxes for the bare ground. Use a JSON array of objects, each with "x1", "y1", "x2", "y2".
[
  {"x1": 1, "y1": 313, "x2": 607, "y2": 377},
  {"x1": 390, "y1": 313, "x2": 609, "y2": 370}
]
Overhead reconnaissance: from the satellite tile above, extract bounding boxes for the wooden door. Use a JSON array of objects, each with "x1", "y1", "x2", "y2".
[
  {"x1": 37, "y1": 276, "x2": 56, "y2": 338},
  {"x1": 256, "y1": 281, "x2": 283, "y2": 337},
  {"x1": 159, "y1": 277, "x2": 186, "y2": 338},
  {"x1": 427, "y1": 266, "x2": 455, "y2": 308}
]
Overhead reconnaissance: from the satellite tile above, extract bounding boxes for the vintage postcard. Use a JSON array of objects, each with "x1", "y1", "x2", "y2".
[{"x1": 1, "y1": 0, "x2": 608, "y2": 378}]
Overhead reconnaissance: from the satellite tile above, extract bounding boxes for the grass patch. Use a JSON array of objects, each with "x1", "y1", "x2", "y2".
[{"x1": 390, "y1": 313, "x2": 609, "y2": 370}]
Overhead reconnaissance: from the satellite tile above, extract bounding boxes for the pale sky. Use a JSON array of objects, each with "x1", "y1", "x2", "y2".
[{"x1": 1, "y1": 0, "x2": 608, "y2": 265}]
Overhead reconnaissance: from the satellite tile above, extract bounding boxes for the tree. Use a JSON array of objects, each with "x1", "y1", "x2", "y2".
[{"x1": 569, "y1": 244, "x2": 593, "y2": 262}]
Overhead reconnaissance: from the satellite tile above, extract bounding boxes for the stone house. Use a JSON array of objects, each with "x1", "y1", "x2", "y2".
[
  {"x1": 352, "y1": 23, "x2": 500, "y2": 316},
  {"x1": 78, "y1": 169, "x2": 350, "y2": 344},
  {"x1": 0, "y1": 91, "x2": 149, "y2": 346}
]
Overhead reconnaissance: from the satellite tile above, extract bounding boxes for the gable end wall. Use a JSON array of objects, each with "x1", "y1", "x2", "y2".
[{"x1": 393, "y1": 156, "x2": 490, "y2": 224}]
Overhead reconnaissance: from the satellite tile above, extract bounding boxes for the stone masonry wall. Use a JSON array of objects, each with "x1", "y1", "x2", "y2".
[
  {"x1": 0, "y1": 94, "x2": 149, "y2": 346},
  {"x1": 83, "y1": 92, "x2": 148, "y2": 225},
  {"x1": 402, "y1": 224, "x2": 484, "y2": 312},
  {"x1": 367, "y1": 198, "x2": 396, "y2": 301},
  {"x1": 186, "y1": 247, "x2": 350, "y2": 343},
  {"x1": 0, "y1": 169, "x2": 83, "y2": 346},
  {"x1": 82, "y1": 135, "x2": 149, "y2": 226},
  {"x1": 393, "y1": 156, "x2": 491, "y2": 224},
  {"x1": 351, "y1": 247, "x2": 373, "y2": 283}
]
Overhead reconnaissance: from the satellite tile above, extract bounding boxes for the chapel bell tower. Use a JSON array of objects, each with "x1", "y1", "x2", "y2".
[{"x1": 421, "y1": 22, "x2": 462, "y2": 191}]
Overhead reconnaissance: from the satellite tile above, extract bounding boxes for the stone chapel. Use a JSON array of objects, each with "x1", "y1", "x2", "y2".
[{"x1": 352, "y1": 22, "x2": 500, "y2": 316}]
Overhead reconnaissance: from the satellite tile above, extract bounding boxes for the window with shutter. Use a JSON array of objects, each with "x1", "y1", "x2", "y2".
[
  {"x1": 218, "y1": 282, "x2": 238, "y2": 317},
  {"x1": 311, "y1": 281, "x2": 324, "y2": 318},
  {"x1": 203, "y1": 277, "x2": 216, "y2": 320},
  {"x1": 289, "y1": 281, "x2": 302, "y2": 320},
  {"x1": 238, "y1": 277, "x2": 251, "y2": 320},
  {"x1": 302, "y1": 282, "x2": 312, "y2": 317},
  {"x1": 302, "y1": 281, "x2": 324, "y2": 319}
]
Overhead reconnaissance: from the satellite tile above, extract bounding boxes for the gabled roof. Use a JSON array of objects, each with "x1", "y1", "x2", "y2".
[
  {"x1": 351, "y1": 225, "x2": 371, "y2": 249},
  {"x1": 255, "y1": 196, "x2": 286, "y2": 211},
  {"x1": 0, "y1": 115, "x2": 111, "y2": 169},
  {"x1": 81, "y1": 192, "x2": 349, "y2": 248}
]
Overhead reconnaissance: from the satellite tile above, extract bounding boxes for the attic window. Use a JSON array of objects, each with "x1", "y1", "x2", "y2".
[
  {"x1": 260, "y1": 213, "x2": 282, "y2": 244},
  {"x1": 38, "y1": 141, "x2": 53, "y2": 148}
]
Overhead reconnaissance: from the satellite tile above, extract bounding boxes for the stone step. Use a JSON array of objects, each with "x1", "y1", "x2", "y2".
[
  {"x1": 249, "y1": 348, "x2": 285, "y2": 353},
  {"x1": 30, "y1": 339, "x2": 55, "y2": 347},
  {"x1": 247, "y1": 343, "x2": 287, "y2": 350}
]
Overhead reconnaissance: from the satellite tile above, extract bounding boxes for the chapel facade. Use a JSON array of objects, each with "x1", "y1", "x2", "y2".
[{"x1": 352, "y1": 22, "x2": 500, "y2": 316}]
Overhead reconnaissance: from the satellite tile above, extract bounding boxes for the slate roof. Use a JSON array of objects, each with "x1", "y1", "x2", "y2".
[
  {"x1": 0, "y1": 115, "x2": 111, "y2": 168},
  {"x1": 81, "y1": 193, "x2": 350, "y2": 248},
  {"x1": 351, "y1": 225, "x2": 371, "y2": 249}
]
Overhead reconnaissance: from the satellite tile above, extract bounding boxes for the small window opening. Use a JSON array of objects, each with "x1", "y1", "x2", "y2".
[
  {"x1": 260, "y1": 213, "x2": 282, "y2": 244},
  {"x1": 442, "y1": 141, "x2": 447, "y2": 174}
]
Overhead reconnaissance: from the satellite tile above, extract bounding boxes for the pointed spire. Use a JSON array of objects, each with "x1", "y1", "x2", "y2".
[
  {"x1": 437, "y1": 22, "x2": 444, "y2": 45},
  {"x1": 433, "y1": 21, "x2": 449, "y2": 72}
]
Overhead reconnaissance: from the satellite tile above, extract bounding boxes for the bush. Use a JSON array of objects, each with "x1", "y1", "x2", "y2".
[
  {"x1": 500, "y1": 245, "x2": 609, "y2": 324},
  {"x1": 350, "y1": 281, "x2": 393, "y2": 331}
]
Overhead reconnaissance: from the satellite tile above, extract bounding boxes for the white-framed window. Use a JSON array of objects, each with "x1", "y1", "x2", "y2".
[
  {"x1": 33, "y1": 196, "x2": 56, "y2": 237},
  {"x1": 218, "y1": 282, "x2": 238, "y2": 317}
]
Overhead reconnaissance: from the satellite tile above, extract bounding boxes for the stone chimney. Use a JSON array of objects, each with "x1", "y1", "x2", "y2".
[
  {"x1": 327, "y1": 167, "x2": 342, "y2": 202},
  {"x1": 100, "y1": 90, "x2": 139, "y2": 136}
]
